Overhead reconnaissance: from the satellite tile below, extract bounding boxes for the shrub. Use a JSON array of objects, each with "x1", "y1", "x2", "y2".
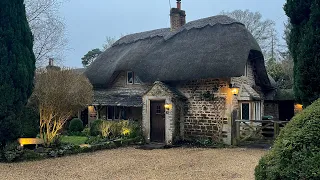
[
  {"x1": 69, "y1": 118, "x2": 84, "y2": 132},
  {"x1": 82, "y1": 127, "x2": 90, "y2": 136},
  {"x1": 90, "y1": 120, "x2": 104, "y2": 136},
  {"x1": 2, "y1": 142, "x2": 23, "y2": 162},
  {"x1": 255, "y1": 99, "x2": 320, "y2": 180}
]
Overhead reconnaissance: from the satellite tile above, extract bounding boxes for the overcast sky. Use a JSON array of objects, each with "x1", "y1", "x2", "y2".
[{"x1": 60, "y1": 0, "x2": 287, "y2": 68}]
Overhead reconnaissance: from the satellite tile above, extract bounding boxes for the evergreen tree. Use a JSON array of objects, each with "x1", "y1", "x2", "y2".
[
  {"x1": 284, "y1": 0, "x2": 320, "y2": 106},
  {"x1": 0, "y1": 0, "x2": 36, "y2": 146}
]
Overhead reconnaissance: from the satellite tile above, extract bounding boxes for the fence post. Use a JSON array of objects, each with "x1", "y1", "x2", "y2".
[
  {"x1": 231, "y1": 110, "x2": 239, "y2": 145},
  {"x1": 274, "y1": 122, "x2": 280, "y2": 138}
]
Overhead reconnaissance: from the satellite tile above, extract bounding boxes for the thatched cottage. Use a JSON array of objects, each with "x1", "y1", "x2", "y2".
[{"x1": 84, "y1": 1, "x2": 275, "y2": 145}]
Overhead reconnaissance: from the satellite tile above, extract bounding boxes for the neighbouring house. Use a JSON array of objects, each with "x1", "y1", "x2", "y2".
[{"x1": 84, "y1": 1, "x2": 276, "y2": 145}]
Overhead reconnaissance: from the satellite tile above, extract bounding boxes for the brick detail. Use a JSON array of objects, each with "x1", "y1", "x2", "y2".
[{"x1": 170, "y1": 8, "x2": 186, "y2": 31}]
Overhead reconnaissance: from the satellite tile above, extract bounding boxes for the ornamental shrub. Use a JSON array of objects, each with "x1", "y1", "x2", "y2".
[
  {"x1": 90, "y1": 120, "x2": 104, "y2": 136},
  {"x1": 255, "y1": 99, "x2": 320, "y2": 180},
  {"x1": 69, "y1": 118, "x2": 84, "y2": 132}
]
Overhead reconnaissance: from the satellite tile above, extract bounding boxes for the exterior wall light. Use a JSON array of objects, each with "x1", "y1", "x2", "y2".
[
  {"x1": 229, "y1": 83, "x2": 240, "y2": 95},
  {"x1": 164, "y1": 103, "x2": 172, "y2": 111}
]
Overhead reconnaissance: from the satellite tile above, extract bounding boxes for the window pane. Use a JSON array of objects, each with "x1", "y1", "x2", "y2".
[
  {"x1": 242, "y1": 103, "x2": 250, "y2": 120},
  {"x1": 120, "y1": 108, "x2": 127, "y2": 120},
  {"x1": 115, "y1": 106, "x2": 120, "y2": 120},
  {"x1": 134, "y1": 75, "x2": 142, "y2": 84},
  {"x1": 107, "y1": 106, "x2": 114, "y2": 120},
  {"x1": 127, "y1": 71, "x2": 133, "y2": 84}
]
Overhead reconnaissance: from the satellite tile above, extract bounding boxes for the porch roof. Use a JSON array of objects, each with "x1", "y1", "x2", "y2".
[{"x1": 93, "y1": 90, "x2": 142, "y2": 107}]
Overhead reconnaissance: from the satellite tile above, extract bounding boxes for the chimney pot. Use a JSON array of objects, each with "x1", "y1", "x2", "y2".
[
  {"x1": 177, "y1": 0, "x2": 181, "y2": 9},
  {"x1": 49, "y1": 58, "x2": 54, "y2": 66}
]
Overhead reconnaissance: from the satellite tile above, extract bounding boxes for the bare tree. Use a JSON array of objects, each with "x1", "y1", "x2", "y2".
[
  {"x1": 31, "y1": 69, "x2": 93, "y2": 146},
  {"x1": 220, "y1": 10, "x2": 277, "y2": 56},
  {"x1": 25, "y1": 0, "x2": 67, "y2": 67},
  {"x1": 102, "y1": 36, "x2": 117, "y2": 50}
]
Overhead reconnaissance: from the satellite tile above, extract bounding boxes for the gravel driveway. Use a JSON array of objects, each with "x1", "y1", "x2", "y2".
[{"x1": 0, "y1": 147, "x2": 265, "y2": 180}]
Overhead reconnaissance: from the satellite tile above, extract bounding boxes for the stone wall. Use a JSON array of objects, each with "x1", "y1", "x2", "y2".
[
  {"x1": 264, "y1": 102, "x2": 279, "y2": 119},
  {"x1": 177, "y1": 79, "x2": 231, "y2": 142}
]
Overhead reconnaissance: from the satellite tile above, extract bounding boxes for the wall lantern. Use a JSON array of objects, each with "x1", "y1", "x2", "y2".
[
  {"x1": 164, "y1": 103, "x2": 172, "y2": 111},
  {"x1": 229, "y1": 83, "x2": 240, "y2": 95}
]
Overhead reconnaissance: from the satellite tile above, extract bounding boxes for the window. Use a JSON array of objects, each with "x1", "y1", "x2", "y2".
[
  {"x1": 241, "y1": 101, "x2": 262, "y2": 120},
  {"x1": 156, "y1": 105, "x2": 161, "y2": 114},
  {"x1": 127, "y1": 71, "x2": 133, "y2": 84},
  {"x1": 107, "y1": 106, "x2": 127, "y2": 120},
  {"x1": 107, "y1": 106, "x2": 114, "y2": 120},
  {"x1": 241, "y1": 103, "x2": 250, "y2": 120},
  {"x1": 127, "y1": 71, "x2": 142, "y2": 84},
  {"x1": 253, "y1": 101, "x2": 262, "y2": 120}
]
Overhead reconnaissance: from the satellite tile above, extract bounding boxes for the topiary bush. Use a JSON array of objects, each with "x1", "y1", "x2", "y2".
[
  {"x1": 255, "y1": 99, "x2": 320, "y2": 180},
  {"x1": 69, "y1": 118, "x2": 84, "y2": 133}
]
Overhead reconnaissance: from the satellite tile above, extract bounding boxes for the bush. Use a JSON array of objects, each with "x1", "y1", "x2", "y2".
[
  {"x1": 69, "y1": 118, "x2": 84, "y2": 132},
  {"x1": 2, "y1": 142, "x2": 23, "y2": 162},
  {"x1": 82, "y1": 127, "x2": 90, "y2": 136},
  {"x1": 255, "y1": 99, "x2": 320, "y2": 180},
  {"x1": 90, "y1": 120, "x2": 104, "y2": 136}
]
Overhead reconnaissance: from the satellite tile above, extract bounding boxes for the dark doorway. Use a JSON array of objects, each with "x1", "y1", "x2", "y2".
[
  {"x1": 150, "y1": 101, "x2": 165, "y2": 143},
  {"x1": 81, "y1": 108, "x2": 89, "y2": 126},
  {"x1": 279, "y1": 100, "x2": 294, "y2": 121}
]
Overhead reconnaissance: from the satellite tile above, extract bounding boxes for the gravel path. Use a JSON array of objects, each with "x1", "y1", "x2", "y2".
[{"x1": 0, "y1": 147, "x2": 265, "y2": 180}]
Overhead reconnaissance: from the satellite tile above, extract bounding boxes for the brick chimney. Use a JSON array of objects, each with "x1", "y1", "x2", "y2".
[
  {"x1": 48, "y1": 58, "x2": 54, "y2": 66},
  {"x1": 170, "y1": 0, "x2": 186, "y2": 31}
]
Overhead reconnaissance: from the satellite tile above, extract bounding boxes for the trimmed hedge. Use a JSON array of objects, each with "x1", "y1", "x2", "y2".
[
  {"x1": 69, "y1": 118, "x2": 84, "y2": 132},
  {"x1": 255, "y1": 99, "x2": 320, "y2": 180}
]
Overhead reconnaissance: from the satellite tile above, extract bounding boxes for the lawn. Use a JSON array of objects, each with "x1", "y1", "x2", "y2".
[
  {"x1": 0, "y1": 147, "x2": 266, "y2": 180},
  {"x1": 60, "y1": 136, "x2": 88, "y2": 145}
]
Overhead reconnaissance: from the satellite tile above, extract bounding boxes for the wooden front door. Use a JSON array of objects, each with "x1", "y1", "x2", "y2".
[{"x1": 150, "y1": 101, "x2": 165, "y2": 142}]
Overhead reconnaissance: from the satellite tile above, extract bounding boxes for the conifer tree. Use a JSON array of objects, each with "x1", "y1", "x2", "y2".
[
  {"x1": 0, "y1": 0, "x2": 36, "y2": 146},
  {"x1": 284, "y1": 0, "x2": 320, "y2": 106}
]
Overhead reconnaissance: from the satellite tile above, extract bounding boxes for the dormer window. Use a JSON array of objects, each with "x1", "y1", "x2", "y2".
[
  {"x1": 127, "y1": 71, "x2": 133, "y2": 84},
  {"x1": 127, "y1": 71, "x2": 141, "y2": 84}
]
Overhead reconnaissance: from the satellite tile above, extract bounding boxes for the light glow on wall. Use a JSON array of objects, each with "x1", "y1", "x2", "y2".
[
  {"x1": 18, "y1": 138, "x2": 44, "y2": 146},
  {"x1": 164, "y1": 103, "x2": 172, "y2": 111},
  {"x1": 231, "y1": 88, "x2": 239, "y2": 95}
]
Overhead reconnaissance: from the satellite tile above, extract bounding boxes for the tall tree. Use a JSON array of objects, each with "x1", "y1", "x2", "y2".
[
  {"x1": 0, "y1": 0, "x2": 36, "y2": 146},
  {"x1": 81, "y1": 48, "x2": 103, "y2": 67},
  {"x1": 284, "y1": 0, "x2": 320, "y2": 106},
  {"x1": 220, "y1": 10, "x2": 277, "y2": 56},
  {"x1": 25, "y1": 0, "x2": 67, "y2": 67},
  {"x1": 82, "y1": 36, "x2": 117, "y2": 67}
]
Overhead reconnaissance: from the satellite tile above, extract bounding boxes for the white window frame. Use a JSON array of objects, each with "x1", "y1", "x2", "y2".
[{"x1": 240, "y1": 101, "x2": 262, "y2": 120}]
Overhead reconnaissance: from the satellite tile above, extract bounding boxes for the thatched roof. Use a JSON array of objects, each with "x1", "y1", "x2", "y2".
[{"x1": 85, "y1": 15, "x2": 271, "y2": 90}]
